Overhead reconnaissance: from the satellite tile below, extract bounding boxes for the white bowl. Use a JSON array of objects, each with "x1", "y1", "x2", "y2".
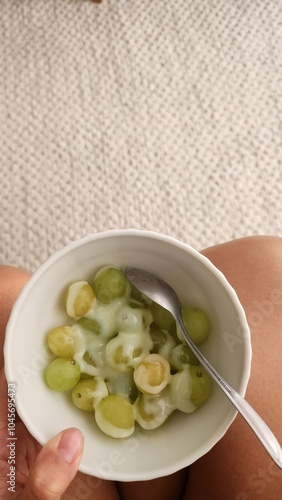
[{"x1": 4, "y1": 230, "x2": 252, "y2": 481}]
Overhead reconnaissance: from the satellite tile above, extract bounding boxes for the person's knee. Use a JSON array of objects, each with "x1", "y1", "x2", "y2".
[
  {"x1": 202, "y1": 235, "x2": 282, "y2": 288},
  {"x1": 229, "y1": 235, "x2": 282, "y2": 262},
  {"x1": 203, "y1": 235, "x2": 282, "y2": 260},
  {"x1": 0, "y1": 266, "x2": 30, "y2": 331},
  {"x1": 0, "y1": 264, "x2": 30, "y2": 280},
  {"x1": 0, "y1": 265, "x2": 30, "y2": 302}
]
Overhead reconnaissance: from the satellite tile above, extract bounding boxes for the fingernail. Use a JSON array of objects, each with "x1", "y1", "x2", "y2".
[{"x1": 57, "y1": 428, "x2": 84, "y2": 464}]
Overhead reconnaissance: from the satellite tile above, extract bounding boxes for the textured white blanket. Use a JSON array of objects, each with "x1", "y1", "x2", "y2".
[{"x1": 0, "y1": 0, "x2": 281, "y2": 272}]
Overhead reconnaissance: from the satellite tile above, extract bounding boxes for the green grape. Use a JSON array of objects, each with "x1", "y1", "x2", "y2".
[
  {"x1": 114, "y1": 345, "x2": 141, "y2": 365},
  {"x1": 133, "y1": 353, "x2": 170, "y2": 395},
  {"x1": 74, "y1": 284, "x2": 95, "y2": 316},
  {"x1": 72, "y1": 379, "x2": 97, "y2": 411},
  {"x1": 115, "y1": 305, "x2": 144, "y2": 332},
  {"x1": 129, "y1": 284, "x2": 148, "y2": 304},
  {"x1": 168, "y1": 368, "x2": 195, "y2": 413},
  {"x1": 189, "y1": 365, "x2": 213, "y2": 408},
  {"x1": 105, "y1": 371, "x2": 139, "y2": 403},
  {"x1": 72, "y1": 378, "x2": 108, "y2": 411},
  {"x1": 93, "y1": 266, "x2": 128, "y2": 304},
  {"x1": 106, "y1": 334, "x2": 146, "y2": 373},
  {"x1": 47, "y1": 326, "x2": 75, "y2": 358},
  {"x1": 179, "y1": 307, "x2": 210, "y2": 345},
  {"x1": 106, "y1": 327, "x2": 153, "y2": 373},
  {"x1": 45, "y1": 358, "x2": 81, "y2": 391},
  {"x1": 169, "y1": 343, "x2": 199, "y2": 371},
  {"x1": 150, "y1": 301, "x2": 175, "y2": 331},
  {"x1": 47, "y1": 326, "x2": 85, "y2": 358},
  {"x1": 136, "y1": 394, "x2": 155, "y2": 422},
  {"x1": 149, "y1": 324, "x2": 176, "y2": 359},
  {"x1": 66, "y1": 281, "x2": 95, "y2": 318},
  {"x1": 169, "y1": 365, "x2": 212, "y2": 413},
  {"x1": 76, "y1": 317, "x2": 100, "y2": 335},
  {"x1": 95, "y1": 395, "x2": 135, "y2": 438},
  {"x1": 134, "y1": 389, "x2": 173, "y2": 430},
  {"x1": 149, "y1": 324, "x2": 168, "y2": 353}
]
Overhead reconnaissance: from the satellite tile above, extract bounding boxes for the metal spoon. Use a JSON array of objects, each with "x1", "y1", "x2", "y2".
[{"x1": 125, "y1": 267, "x2": 282, "y2": 468}]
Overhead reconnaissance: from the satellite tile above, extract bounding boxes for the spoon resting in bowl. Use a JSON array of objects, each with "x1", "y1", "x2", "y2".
[{"x1": 125, "y1": 267, "x2": 282, "y2": 469}]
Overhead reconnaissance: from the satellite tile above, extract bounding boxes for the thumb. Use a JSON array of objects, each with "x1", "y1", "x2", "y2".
[{"x1": 21, "y1": 428, "x2": 84, "y2": 500}]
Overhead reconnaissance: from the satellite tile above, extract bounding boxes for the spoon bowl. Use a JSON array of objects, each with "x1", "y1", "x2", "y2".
[{"x1": 125, "y1": 267, "x2": 282, "y2": 469}]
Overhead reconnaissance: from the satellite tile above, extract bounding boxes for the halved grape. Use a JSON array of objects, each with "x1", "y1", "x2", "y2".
[
  {"x1": 178, "y1": 307, "x2": 210, "y2": 345},
  {"x1": 95, "y1": 395, "x2": 135, "y2": 438},
  {"x1": 47, "y1": 326, "x2": 85, "y2": 358},
  {"x1": 149, "y1": 324, "x2": 176, "y2": 360},
  {"x1": 72, "y1": 378, "x2": 108, "y2": 411},
  {"x1": 115, "y1": 305, "x2": 148, "y2": 332},
  {"x1": 89, "y1": 299, "x2": 121, "y2": 339},
  {"x1": 134, "y1": 390, "x2": 173, "y2": 430},
  {"x1": 105, "y1": 371, "x2": 139, "y2": 403},
  {"x1": 168, "y1": 367, "x2": 195, "y2": 413},
  {"x1": 79, "y1": 334, "x2": 106, "y2": 375},
  {"x1": 149, "y1": 324, "x2": 168, "y2": 353},
  {"x1": 106, "y1": 333, "x2": 150, "y2": 373},
  {"x1": 150, "y1": 301, "x2": 175, "y2": 331},
  {"x1": 189, "y1": 365, "x2": 213, "y2": 408},
  {"x1": 66, "y1": 281, "x2": 95, "y2": 318},
  {"x1": 169, "y1": 343, "x2": 199, "y2": 371},
  {"x1": 93, "y1": 266, "x2": 128, "y2": 304},
  {"x1": 106, "y1": 338, "x2": 141, "y2": 372},
  {"x1": 72, "y1": 378, "x2": 97, "y2": 411},
  {"x1": 169, "y1": 365, "x2": 212, "y2": 413},
  {"x1": 133, "y1": 353, "x2": 170, "y2": 395},
  {"x1": 45, "y1": 358, "x2": 80, "y2": 391}
]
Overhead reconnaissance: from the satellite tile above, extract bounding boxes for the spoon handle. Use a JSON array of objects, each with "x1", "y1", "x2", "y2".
[{"x1": 177, "y1": 316, "x2": 282, "y2": 469}]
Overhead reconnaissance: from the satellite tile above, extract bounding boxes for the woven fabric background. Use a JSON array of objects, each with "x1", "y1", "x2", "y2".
[{"x1": 0, "y1": 0, "x2": 281, "y2": 273}]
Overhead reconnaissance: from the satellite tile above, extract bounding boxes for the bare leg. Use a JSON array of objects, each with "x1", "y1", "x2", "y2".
[
  {"x1": 183, "y1": 236, "x2": 282, "y2": 500},
  {"x1": 117, "y1": 469, "x2": 188, "y2": 500}
]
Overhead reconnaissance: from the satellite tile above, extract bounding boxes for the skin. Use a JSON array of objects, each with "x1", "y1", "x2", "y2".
[
  {"x1": 183, "y1": 236, "x2": 282, "y2": 500},
  {"x1": 0, "y1": 236, "x2": 281, "y2": 499}
]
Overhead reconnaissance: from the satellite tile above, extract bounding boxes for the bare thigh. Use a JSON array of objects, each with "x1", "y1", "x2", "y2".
[{"x1": 183, "y1": 236, "x2": 282, "y2": 500}]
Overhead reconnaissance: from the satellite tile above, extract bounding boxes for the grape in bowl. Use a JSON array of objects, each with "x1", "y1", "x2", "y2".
[
  {"x1": 44, "y1": 265, "x2": 213, "y2": 438},
  {"x1": 4, "y1": 230, "x2": 251, "y2": 481}
]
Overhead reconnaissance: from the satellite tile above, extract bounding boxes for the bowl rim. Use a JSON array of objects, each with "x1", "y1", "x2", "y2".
[{"x1": 4, "y1": 229, "x2": 252, "y2": 480}]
